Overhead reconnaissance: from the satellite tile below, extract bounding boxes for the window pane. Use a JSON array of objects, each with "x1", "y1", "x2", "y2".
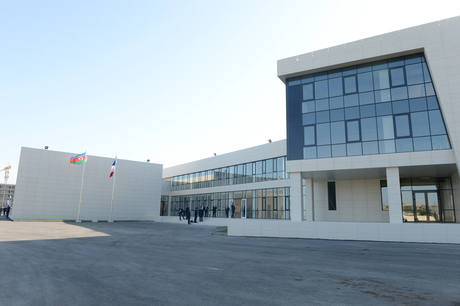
[
  {"x1": 303, "y1": 146, "x2": 317, "y2": 159},
  {"x1": 390, "y1": 68, "x2": 405, "y2": 86},
  {"x1": 413, "y1": 137, "x2": 432, "y2": 151},
  {"x1": 360, "y1": 105, "x2": 375, "y2": 118},
  {"x1": 315, "y1": 80, "x2": 328, "y2": 99},
  {"x1": 316, "y1": 111, "x2": 330, "y2": 123},
  {"x1": 317, "y1": 123, "x2": 331, "y2": 145},
  {"x1": 302, "y1": 101, "x2": 315, "y2": 113},
  {"x1": 409, "y1": 97, "x2": 427, "y2": 112},
  {"x1": 302, "y1": 113, "x2": 315, "y2": 125},
  {"x1": 361, "y1": 117, "x2": 377, "y2": 141},
  {"x1": 328, "y1": 78, "x2": 343, "y2": 97},
  {"x1": 346, "y1": 120, "x2": 360, "y2": 142},
  {"x1": 379, "y1": 140, "x2": 395, "y2": 153},
  {"x1": 432, "y1": 135, "x2": 450, "y2": 150},
  {"x1": 304, "y1": 126, "x2": 315, "y2": 145},
  {"x1": 330, "y1": 96, "x2": 343, "y2": 109},
  {"x1": 301, "y1": 75, "x2": 314, "y2": 84},
  {"x1": 392, "y1": 100, "x2": 409, "y2": 114},
  {"x1": 347, "y1": 143, "x2": 362, "y2": 156},
  {"x1": 395, "y1": 115, "x2": 411, "y2": 138},
  {"x1": 344, "y1": 76, "x2": 357, "y2": 94},
  {"x1": 427, "y1": 96, "x2": 439, "y2": 110},
  {"x1": 363, "y1": 141, "x2": 379, "y2": 155},
  {"x1": 406, "y1": 63, "x2": 424, "y2": 85},
  {"x1": 331, "y1": 121, "x2": 346, "y2": 144},
  {"x1": 345, "y1": 106, "x2": 360, "y2": 120},
  {"x1": 317, "y1": 145, "x2": 331, "y2": 158},
  {"x1": 373, "y1": 69, "x2": 390, "y2": 89},
  {"x1": 358, "y1": 72, "x2": 373, "y2": 92},
  {"x1": 411, "y1": 112, "x2": 430, "y2": 137},
  {"x1": 377, "y1": 116, "x2": 394, "y2": 140},
  {"x1": 376, "y1": 102, "x2": 392, "y2": 116},
  {"x1": 332, "y1": 144, "x2": 347, "y2": 157},
  {"x1": 359, "y1": 92, "x2": 374, "y2": 105},
  {"x1": 422, "y1": 62, "x2": 431, "y2": 82},
  {"x1": 408, "y1": 84, "x2": 425, "y2": 98},
  {"x1": 344, "y1": 94, "x2": 359, "y2": 107},
  {"x1": 428, "y1": 110, "x2": 447, "y2": 135},
  {"x1": 425, "y1": 83, "x2": 435, "y2": 96},
  {"x1": 330, "y1": 109, "x2": 344, "y2": 122},
  {"x1": 316, "y1": 98, "x2": 329, "y2": 111},
  {"x1": 302, "y1": 83, "x2": 314, "y2": 100},
  {"x1": 396, "y1": 138, "x2": 413, "y2": 152},
  {"x1": 375, "y1": 89, "x2": 391, "y2": 103},
  {"x1": 391, "y1": 87, "x2": 408, "y2": 101}
]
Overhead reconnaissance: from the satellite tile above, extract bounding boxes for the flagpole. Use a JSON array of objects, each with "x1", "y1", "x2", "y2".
[
  {"x1": 109, "y1": 156, "x2": 117, "y2": 222},
  {"x1": 76, "y1": 151, "x2": 87, "y2": 222}
]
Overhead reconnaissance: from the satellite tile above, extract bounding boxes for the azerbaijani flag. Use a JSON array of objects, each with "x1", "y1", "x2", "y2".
[
  {"x1": 70, "y1": 152, "x2": 87, "y2": 164},
  {"x1": 109, "y1": 157, "x2": 117, "y2": 178}
]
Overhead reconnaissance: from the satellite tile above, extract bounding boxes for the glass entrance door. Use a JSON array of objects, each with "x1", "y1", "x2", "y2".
[{"x1": 413, "y1": 191, "x2": 440, "y2": 222}]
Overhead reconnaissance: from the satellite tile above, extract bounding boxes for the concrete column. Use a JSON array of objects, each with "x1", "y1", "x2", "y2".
[
  {"x1": 290, "y1": 172, "x2": 303, "y2": 221},
  {"x1": 304, "y1": 178, "x2": 314, "y2": 221},
  {"x1": 386, "y1": 167, "x2": 403, "y2": 223}
]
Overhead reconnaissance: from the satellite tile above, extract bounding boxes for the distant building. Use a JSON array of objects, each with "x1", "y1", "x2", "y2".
[{"x1": 0, "y1": 184, "x2": 15, "y2": 208}]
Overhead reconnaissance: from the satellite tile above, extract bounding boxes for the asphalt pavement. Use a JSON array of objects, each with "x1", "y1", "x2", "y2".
[{"x1": 1, "y1": 220, "x2": 459, "y2": 306}]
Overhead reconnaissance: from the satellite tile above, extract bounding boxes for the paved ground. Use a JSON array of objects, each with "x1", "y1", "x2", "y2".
[{"x1": 1, "y1": 217, "x2": 460, "y2": 306}]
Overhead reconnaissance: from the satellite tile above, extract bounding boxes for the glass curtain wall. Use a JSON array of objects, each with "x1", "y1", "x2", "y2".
[{"x1": 286, "y1": 53, "x2": 451, "y2": 160}]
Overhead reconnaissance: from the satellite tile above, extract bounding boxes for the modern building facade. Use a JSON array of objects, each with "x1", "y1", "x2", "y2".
[{"x1": 0, "y1": 184, "x2": 15, "y2": 209}]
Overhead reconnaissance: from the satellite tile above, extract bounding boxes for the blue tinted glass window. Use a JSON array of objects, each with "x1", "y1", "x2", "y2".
[
  {"x1": 363, "y1": 141, "x2": 379, "y2": 155},
  {"x1": 345, "y1": 106, "x2": 360, "y2": 120},
  {"x1": 315, "y1": 80, "x2": 328, "y2": 99},
  {"x1": 373, "y1": 61, "x2": 388, "y2": 70},
  {"x1": 347, "y1": 143, "x2": 362, "y2": 156},
  {"x1": 346, "y1": 120, "x2": 360, "y2": 142},
  {"x1": 332, "y1": 144, "x2": 346, "y2": 157},
  {"x1": 302, "y1": 101, "x2": 315, "y2": 113},
  {"x1": 330, "y1": 109, "x2": 344, "y2": 122},
  {"x1": 330, "y1": 96, "x2": 344, "y2": 109},
  {"x1": 428, "y1": 110, "x2": 447, "y2": 135},
  {"x1": 408, "y1": 84, "x2": 425, "y2": 99},
  {"x1": 344, "y1": 76, "x2": 357, "y2": 94},
  {"x1": 425, "y1": 83, "x2": 435, "y2": 96},
  {"x1": 358, "y1": 72, "x2": 373, "y2": 92},
  {"x1": 344, "y1": 94, "x2": 359, "y2": 107},
  {"x1": 357, "y1": 63, "x2": 372, "y2": 73},
  {"x1": 390, "y1": 68, "x2": 405, "y2": 87},
  {"x1": 411, "y1": 112, "x2": 430, "y2": 137},
  {"x1": 317, "y1": 145, "x2": 331, "y2": 158},
  {"x1": 379, "y1": 140, "x2": 396, "y2": 153},
  {"x1": 288, "y1": 79, "x2": 301, "y2": 86},
  {"x1": 388, "y1": 57, "x2": 404, "y2": 68},
  {"x1": 329, "y1": 78, "x2": 343, "y2": 97},
  {"x1": 405, "y1": 54, "x2": 422, "y2": 65},
  {"x1": 391, "y1": 87, "x2": 408, "y2": 101},
  {"x1": 413, "y1": 137, "x2": 432, "y2": 151},
  {"x1": 361, "y1": 117, "x2": 377, "y2": 141},
  {"x1": 291, "y1": 115, "x2": 302, "y2": 126},
  {"x1": 432, "y1": 135, "x2": 450, "y2": 150},
  {"x1": 288, "y1": 85, "x2": 302, "y2": 103},
  {"x1": 317, "y1": 123, "x2": 331, "y2": 145},
  {"x1": 316, "y1": 99, "x2": 329, "y2": 111},
  {"x1": 290, "y1": 103, "x2": 302, "y2": 115},
  {"x1": 377, "y1": 116, "x2": 394, "y2": 140},
  {"x1": 314, "y1": 72, "x2": 328, "y2": 81},
  {"x1": 303, "y1": 83, "x2": 314, "y2": 100},
  {"x1": 304, "y1": 146, "x2": 317, "y2": 159},
  {"x1": 328, "y1": 69, "x2": 342, "y2": 78},
  {"x1": 395, "y1": 115, "x2": 411, "y2": 138},
  {"x1": 392, "y1": 100, "x2": 409, "y2": 114},
  {"x1": 396, "y1": 138, "x2": 414, "y2": 152},
  {"x1": 289, "y1": 126, "x2": 303, "y2": 148},
  {"x1": 359, "y1": 92, "x2": 374, "y2": 105},
  {"x1": 427, "y1": 96, "x2": 439, "y2": 110},
  {"x1": 342, "y1": 67, "x2": 357, "y2": 76},
  {"x1": 301, "y1": 75, "x2": 314, "y2": 84},
  {"x1": 373, "y1": 70, "x2": 390, "y2": 90},
  {"x1": 360, "y1": 105, "x2": 375, "y2": 118},
  {"x1": 405, "y1": 63, "x2": 424, "y2": 85},
  {"x1": 375, "y1": 89, "x2": 391, "y2": 103},
  {"x1": 331, "y1": 121, "x2": 346, "y2": 144},
  {"x1": 316, "y1": 111, "x2": 330, "y2": 123},
  {"x1": 302, "y1": 113, "x2": 315, "y2": 125},
  {"x1": 409, "y1": 98, "x2": 427, "y2": 112},
  {"x1": 422, "y1": 62, "x2": 431, "y2": 82},
  {"x1": 304, "y1": 126, "x2": 315, "y2": 146},
  {"x1": 376, "y1": 102, "x2": 392, "y2": 116}
]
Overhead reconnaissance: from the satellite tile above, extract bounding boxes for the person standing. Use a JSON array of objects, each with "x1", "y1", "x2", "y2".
[
  {"x1": 179, "y1": 207, "x2": 184, "y2": 221},
  {"x1": 212, "y1": 204, "x2": 217, "y2": 218},
  {"x1": 205, "y1": 205, "x2": 208, "y2": 218},
  {"x1": 186, "y1": 207, "x2": 191, "y2": 224},
  {"x1": 225, "y1": 206, "x2": 230, "y2": 218},
  {"x1": 194, "y1": 207, "x2": 198, "y2": 223},
  {"x1": 6, "y1": 204, "x2": 10, "y2": 219},
  {"x1": 199, "y1": 207, "x2": 204, "y2": 222},
  {"x1": 231, "y1": 203, "x2": 235, "y2": 218}
]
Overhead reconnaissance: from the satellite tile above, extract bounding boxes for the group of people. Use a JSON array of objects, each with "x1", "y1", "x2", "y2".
[
  {"x1": 1, "y1": 205, "x2": 11, "y2": 219},
  {"x1": 179, "y1": 203, "x2": 236, "y2": 224}
]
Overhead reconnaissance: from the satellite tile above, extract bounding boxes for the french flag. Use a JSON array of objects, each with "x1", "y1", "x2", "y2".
[{"x1": 109, "y1": 157, "x2": 117, "y2": 178}]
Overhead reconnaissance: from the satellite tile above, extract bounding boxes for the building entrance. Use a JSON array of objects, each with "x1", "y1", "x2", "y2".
[{"x1": 411, "y1": 191, "x2": 440, "y2": 222}]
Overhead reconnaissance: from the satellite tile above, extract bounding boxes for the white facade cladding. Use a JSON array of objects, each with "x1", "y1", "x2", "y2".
[{"x1": 13, "y1": 147, "x2": 163, "y2": 221}]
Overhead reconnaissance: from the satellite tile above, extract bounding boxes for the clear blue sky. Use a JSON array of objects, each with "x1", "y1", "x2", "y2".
[{"x1": 1, "y1": 0, "x2": 459, "y2": 184}]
